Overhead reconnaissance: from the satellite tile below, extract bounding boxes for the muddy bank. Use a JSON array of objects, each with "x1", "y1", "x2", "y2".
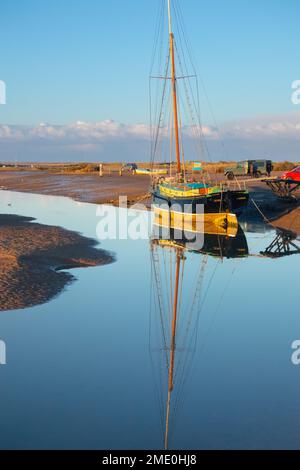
[
  {"x1": 0, "y1": 214, "x2": 114, "y2": 311},
  {"x1": 271, "y1": 207, "x2": 300, "y2": 235},
  {"x1": 0, "y1": 171, "x2": 150, "y2": 205}
]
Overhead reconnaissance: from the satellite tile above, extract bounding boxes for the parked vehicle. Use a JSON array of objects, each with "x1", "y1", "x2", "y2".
[
  {"x1": 121, "y1": 163, "x2": 138, "y2": 172},
  {"x1": 281, "y1": 166, "x2": 300, "y2": 181},
  {"x1": 225, "y1": 160, "x2": 273, "y2": 180}
]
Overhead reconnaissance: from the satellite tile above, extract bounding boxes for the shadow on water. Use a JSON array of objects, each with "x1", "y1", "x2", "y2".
[{"x1": 0, "y1": 214, "x2": 115, "y2": 312}]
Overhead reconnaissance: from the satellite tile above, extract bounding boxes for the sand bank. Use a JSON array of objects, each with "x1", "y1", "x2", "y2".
[{"x1": 0, "y1": 214, "x2": 114, "y2": 311}]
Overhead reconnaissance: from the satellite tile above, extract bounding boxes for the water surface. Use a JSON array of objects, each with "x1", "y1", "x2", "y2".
[{"x1": 0, "y1": 190, "x2": 299, "y2": 450}]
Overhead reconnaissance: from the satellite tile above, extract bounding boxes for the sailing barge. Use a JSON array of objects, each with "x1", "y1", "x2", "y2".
[{"x1": 150, "y1": 0, "x2": 249, "y2": 234}]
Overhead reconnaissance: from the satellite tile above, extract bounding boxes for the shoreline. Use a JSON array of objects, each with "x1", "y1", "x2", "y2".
[
  {"x1": 0, "y1": 213, "x2": 115, "y2": 311},
  {"x1": 0, "y1": 169, "x2": 299, "y2": 234}
]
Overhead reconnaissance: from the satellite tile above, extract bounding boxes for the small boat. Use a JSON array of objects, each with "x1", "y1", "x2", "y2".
[
  {"x1": 149, "y1": 0, "x2": 249, "y2": 233},
  {"x1": 135, "y1": 168, "x2": 168, "y2": 176}
]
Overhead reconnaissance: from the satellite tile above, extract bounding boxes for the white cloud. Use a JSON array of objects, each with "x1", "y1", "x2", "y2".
[
  {"x1": 1, "y1": 112, "x2": 300, "y2": 161},
  {"x1": 222, "y1": 112, "x2": 300, "y2": 139}
]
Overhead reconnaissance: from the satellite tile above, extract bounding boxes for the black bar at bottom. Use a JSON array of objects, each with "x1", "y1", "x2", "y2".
[{"x1": 0, "y1": 450, "x2": 300, "y2": 467}]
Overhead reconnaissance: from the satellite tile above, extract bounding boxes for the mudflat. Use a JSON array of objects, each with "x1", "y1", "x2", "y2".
[
  {"x1": 0, "y1": 214, "x2": 114, "y2": 311},
  {"x1": 0, "y1": 170, "x2": 150, "y2": 205}
]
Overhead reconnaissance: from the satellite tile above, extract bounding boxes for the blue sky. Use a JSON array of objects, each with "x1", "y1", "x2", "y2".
[{"x1": 1, "y1": 0, "x2": 300, "y2": 161}]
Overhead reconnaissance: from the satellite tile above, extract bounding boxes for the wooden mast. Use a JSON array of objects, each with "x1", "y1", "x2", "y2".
[
  {"x1": 168, "y1": 0, "x2": 181, "y2": 176},
  {"x1": 164, "y1": 248, "x2": 181, "y2": 449}
]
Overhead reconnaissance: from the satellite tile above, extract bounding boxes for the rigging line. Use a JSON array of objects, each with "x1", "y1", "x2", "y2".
[
  {"x1": 169, "y1": 248, "x2": 173, "y2": 329},
  {"x1": 177, "y1": 250, "x2": 185, "y2": 329},
  {"x1": 196, "y1": 258, "x2": 221, "y2": 326},
  {"x1": 182, "y1": 254, "x2": 207, "y2": 349},
  {"x1": 150, "y1": 53, "x2": 170, "y2": 166},
  {"x1": 174, "y1": 0, "x2": 197, "y2": 74},
  {"x1": 171, "y1": 323, "x2": 198, "y2": 432},
  {"x1": 149, "y1": 283, "x2": 166, "y2": 436},
  {"x1": 172, "y1": 4, "x2": 203, "y2": 133},
  {"x1": 175, "y1": 69, "x2": 202, "y2": 162},
  {"x1": 177, "y1": 96, "x2": 187, "y2": 178},
  {"x1": 173, "y1": 34, "x2": 199, "y2": 136},
  {"x1": 172, "y1": 313, "x2": 203, "y2": 435},
  {"x1": 149, "y1": 279, "x2": 165, "y2": 434},
  {"x1": 194, "y1": 254, "x2": 209, "y2": 344},
  {"x1": 160, "y1": 94, "x2": 170, "y2": 166},
  {"x1": 250, "y1": 198, "x2": 271, "y2": 225},
  {"x1": 198, "y1": 261, "x2": 238, "y2": 357},
  {"x1": 167, "y1": 248, "x2": 173, "y2": 325},
  {"x1": 149, "y1": 0, "x2": 165, "y2": 74},
  {"x1": 149, "y1": 350, "x2": 165, "y2": 437},
  {"x1": 175, "y1": 255, "x2": 203, "y2": 359},
  {"x1": 171, "y1": 332, "x2": 199, "y2": 434},
  {"x1": 172, "y1": 280, "x2": 220, "y2": 429},
  {"x1": 174, "y1": 0, "x2": 226, "y2": 161},
  {"x1": 149, "y1": 306, "x2": 166, "y2": 432},
  {"x1": 169, "y1": 108, "x2": 173, "y2": 176},
  {"x1": 219, "y1": 188, "x2": 224, "y2": 215},
  {"x1": 149, "y1": 253, "x2": 154, "y2": 352},
  {"x1": 149, "y1": 78, "x2": 154, "y2": 161},
  {"x1": 172, "y1": 255, "x2": 208, "y2": 420},
  {"x1": 172, "y1": 32, "x2": 202, "y2": 165},
  {"x1": 175, "y1": 37, "x2": 201, "y2": 136},
  {"x1": 178, "y1": 86, "x2": 204, "y2": 164},
  {"x1": 154, "y1": 51, "x2": 167, "y2": 125},
  {"x1": 181, "y1": 80, "x2": 205, "y2": 161},
  {"x1": 150, "y1": 256, "x2": 167, "y2": 435},
  {"x1": 172, "y1": 310, "x2": 200, "y2": 416},
  {"x1": 149, "y1": 0, "x2": 166, "y2": 159},
  {"x1": 151, "y1": 247, "x2": 169, "y2": 365},
  {"x1": 174, "y1": 38, "x2": 209, "y2": 162},
  {"x1": 217, "y1": 234, "x2": 223, "y2": 260},
  {"x1": 161, "y1": 248, "x2": 172, "y2": 352},
  {"x1": 158, "y1": 84, "x2": 172, "y2": 167},
  {"x1": 151, "y1": 58, "x2": 164, "y2": 159},
  {"x1": 182, "y1": 74, "x2": 210, "y2": 162},
  {"x1": 162, "y1": 245, "x2": 172, "y2": 327},
  {"x1": 197, "y1": 73, "x2": 229, "y2": 162}
]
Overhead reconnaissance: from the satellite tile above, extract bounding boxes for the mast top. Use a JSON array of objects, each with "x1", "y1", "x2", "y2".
[{"x1": 167, "y1": 0, "x2": 173, "y2": 35}]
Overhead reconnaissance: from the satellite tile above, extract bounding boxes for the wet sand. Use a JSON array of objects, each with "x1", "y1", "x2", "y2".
[
  {"x1": 271, "y1": 207, "x2": 300, "y2": 235},
  {"x1": 0, "y1": 171, "x2": 150, "y2": 205},
  {"x1": 0, "y1": 214, "x2": 114, "y2": 311}
]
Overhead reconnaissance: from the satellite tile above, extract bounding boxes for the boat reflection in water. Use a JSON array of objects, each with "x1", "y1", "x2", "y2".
[
  {"x1": 149, "y1": 215, "x2": 300, "y2": 449},
  {"x1": 149, "y1": 217, "x2": 248, "y2": 449}
]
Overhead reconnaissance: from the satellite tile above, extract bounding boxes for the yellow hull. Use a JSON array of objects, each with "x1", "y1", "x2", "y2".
[{"x1": 153, "y1": 206, "x2": 238, "y2": 237}]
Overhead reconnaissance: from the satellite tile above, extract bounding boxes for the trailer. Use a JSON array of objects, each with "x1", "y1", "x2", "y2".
[{"x1": 262, "y1": 178, "x2": 300, "y2": 200}]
